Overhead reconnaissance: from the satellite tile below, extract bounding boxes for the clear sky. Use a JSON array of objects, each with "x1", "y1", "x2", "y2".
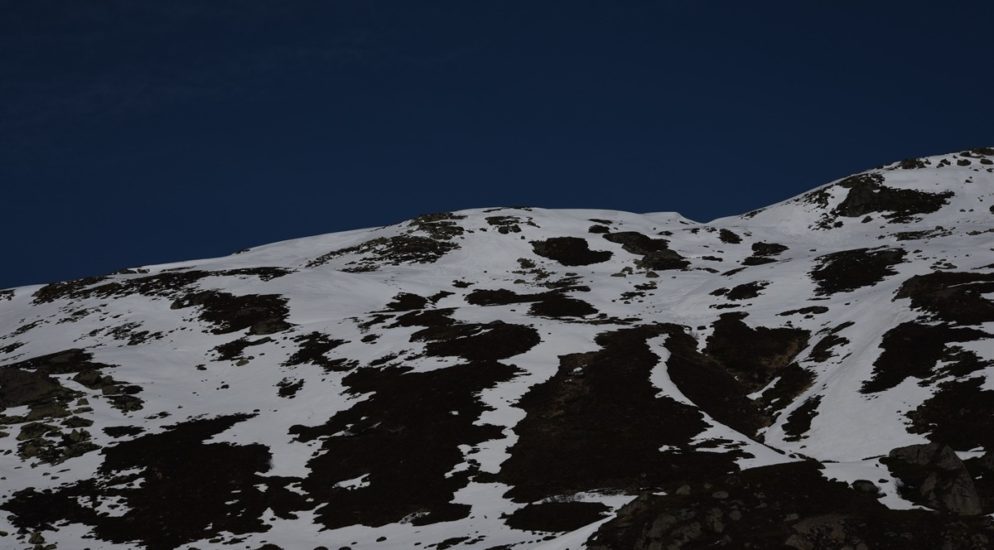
[{"x1": 2, "y1": 1, "x2": 993, "y2": 288}]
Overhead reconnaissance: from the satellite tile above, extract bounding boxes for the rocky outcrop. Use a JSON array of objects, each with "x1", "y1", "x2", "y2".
[{"x1": 883, "y1": 443, "x2": 982, "y2": 516}]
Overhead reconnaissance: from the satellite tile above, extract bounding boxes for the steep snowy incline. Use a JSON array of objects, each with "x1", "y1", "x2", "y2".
[{"x1": 1, "y1": 148, "x2": 994, "y2": 549}]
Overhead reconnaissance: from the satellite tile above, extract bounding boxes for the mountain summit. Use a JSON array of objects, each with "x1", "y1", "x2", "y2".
[{"x1": 3, "y1": 148, "x2": 994, "y2": 549}]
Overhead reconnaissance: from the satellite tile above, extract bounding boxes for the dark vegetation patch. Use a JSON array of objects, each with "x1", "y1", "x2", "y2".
[
  {"x1": 504, "y1": 501, "x2": 611, "y2": 532},
  {"x1": 0, "y1": 349, "x2": 143, "y2": 463},
  {"x1": 2, "y1": 415, "x2": 307, "y2": 550},
  {"x1": 499, "y1": 325, "x2": 739, "y2": 503},
  {"x1": 832, "y1": 173, "x2": 953, "y2": 223},
  {"x1": 861, "y1": 323, "x2": 990, "y2": 393},
  {"x1": 783, "y1": 396, "x2": 822, "y2": 441},
  {"x1": 895, "y1": 271, "x2": 994, "y2": 324},
  {"x1": 603, "y1": 232, "x2": 689, "y2": 271},
  {"x1": 718, "y1": 229, "x2": 742, "y2": 244},
  {"x1": 587, "y1": 460, "x2": 994, "y2": 550},
  {"x1": 882, "y1": 443, "x2": 982, "y2": 516},
  {"x1": 531, "y1": 237, "x2": 612, "y2": 266},
  {"x1": 32, "y1": 268, "x2": 291, "y2": 304},
  {"x1": 725, "y1": 281, "x2": 768, "y2": 301},
  {"x1": 283, "y1": 332, "x2": 349, "y2": 372},
  {"x1": 778, "y1": 306, "x2": 829, "y2": 317},
  {"x1": 588, "y1": 224, "x2": 610, "y2": 234},
  {"x1": 0, "y1": 289, "x2": 13, "y2": 301},
  {"x1": 908, "y1": 378, "x2": 994, "y2": 452},
  {"x1": 171, "y1": 291, "x2": 292, "y2": 335},
  {"x1": 486, "y1": 215, "x2": 537, "y2": 234},
  {"x1": 810, "y1": 247, "x2": 906, "y2": 294},
  {"x1": 289, "y1": 361, "x2": 521, "y2": 528}
]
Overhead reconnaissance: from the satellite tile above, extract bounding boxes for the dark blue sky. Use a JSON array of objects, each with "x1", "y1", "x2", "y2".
[{"x1": 2, "y1": 1, "x2": 992, "y2": 288}]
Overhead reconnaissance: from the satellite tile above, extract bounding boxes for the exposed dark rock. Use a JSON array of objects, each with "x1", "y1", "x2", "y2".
[
  {"x1": 410, "y1": 212, "x2": 466, "y2": 240},
  {"x1": 504, "y1": 501, "x2": 610, "y2": 532},
  {"x1": 2, "y1": 415, "x2": 306, "y2": 550},
  {"x1": 171, "y1": 291, "x2": 292, "y2": 335},
  {"x1": 532, "y1": 237, "x2": 612, "y2": 266},
  {"x1": 32, "y1": 268, "x2": 291, "y2": 304},
  {"x1": 862, "y1": 323, "x2": 990, "y2": 393},
  {"x1": 308, "y1": 234, "x2": 459, "y2": 271},
  {"x1": 725, "y1": 281, "x2": 768, "y2": 301},
  {"x1": 486, "y1": 215, "x2": 537, "y2": 234},
  {"x1": 276, "y1": 378, "x2": 305, "y2": 398},
  {"x1": 883, "y1": 443, "x2": 982, "y2": 516},
  {"x1": 528, "y1": 295, "x2": 597, "y2": 318},
  {"x1": 833, "y1": 173, "x2": 953, "y2": 222},
  {"x1": 752, "y1": 242, "x2": 788, "y2": 256},
  {"x1": 810, "y1": 247, "x2": 906, "y2": 294},
  {"x1": 908, "y1": 378, "x2": 994, "y2": 452},
  {"x1": 704, "y1": 313, "x2": 810, "y2": 393},
  {"x1": 290, "y1": 361, "x2": 519, "y2": 528},
  {"x1": 415, "y1": 321, "x2": 541, "y2": 361},
  {"x1": 718, "y1": 229, "x2": 742, "y2": 244},
  {"x1": 602, "y1": 232, "x2": 690, "y2": 271},
  {"x1": 778, "y1": 306, "x2": 829, "y2": 317},
  {"x1": 103, "y1": 426, "x2": 143, "y2": 438},
  {"x1": 756, "y1": 364, "x2": 816, "y2": 418},
  {"x1": 805, "y1": 322, "x2": 853, "y2": 364},
  {"x1": 214, "y1": 337, "x2": 273, "y2": 361},
  {"x1": 895, "y1": 157, "x2": 930, "y2": 170},
  {"x1": 499, "y1": 325, "x2": 737, "y2": 502},
  {"x1": 895, "y1": 272, "x2": 994, "y2": 325},
  {"x1": 283, "y1": 332, "x2": 349, "y2": 372},
  {"x1": 466, "y1": 288, "x2": 549, "y2": 306},
  {"x1": 588, "y1": 460, "x2": 994, "y2": 550},
  {"x1": 893, "y1": 226, "x2": 951, "y2": 241},
  {"x1": 783, "y1": 396, "x2": 821, "y2": 441},
  {"x1": 649, "y1": 314, "x2": 810, "y2": 437},
  {"x1": 385, "y1": 292, "x2": 429, "y2": 311},
  {"x1": 0, "y1": 350, "x2": 142, "y2": 463}
]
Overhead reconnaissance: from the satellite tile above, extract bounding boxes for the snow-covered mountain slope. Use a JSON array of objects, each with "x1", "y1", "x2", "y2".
[{"x1": 3, "y1": 148, "x2": 994, "y2": 549}]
